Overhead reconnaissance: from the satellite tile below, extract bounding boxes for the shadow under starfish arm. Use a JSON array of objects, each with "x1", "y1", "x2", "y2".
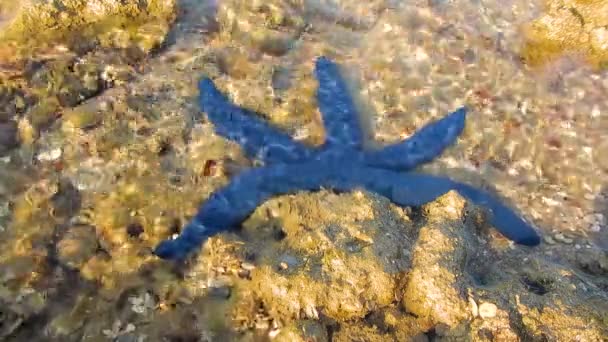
[
  {"x1": 363, "y1": 107, "x2": 467, "y2": 170},
  {"x1": 199, "y1": 78, "x2": 312, "y2": 163},
  {"x1": 154, "y1": 160, "x2": 540, "y2": 260}
]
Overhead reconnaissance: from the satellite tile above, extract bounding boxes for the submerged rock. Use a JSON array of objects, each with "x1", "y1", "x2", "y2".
[
  {"x1": 521, "y1": 0, "x2": 608, "y2": 69},
  {"x1": 217, "y1": 0, "x2": 306, "y2": 56}
]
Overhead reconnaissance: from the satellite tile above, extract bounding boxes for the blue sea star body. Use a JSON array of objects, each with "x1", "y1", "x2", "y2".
[{"x1": 154, "y1": 57, "x2": 541, "y2": 260}]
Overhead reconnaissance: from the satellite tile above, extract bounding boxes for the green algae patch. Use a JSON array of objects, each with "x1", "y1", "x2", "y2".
[{"x1": 521, "y1": 0, "x2": 608, "y2": 69}]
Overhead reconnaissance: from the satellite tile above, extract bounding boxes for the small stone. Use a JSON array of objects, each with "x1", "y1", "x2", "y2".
[
  {"x1": 590, "y1": 27, "x2": 608, "y2": 51},
  {"x1": 241, "y1": 262, "x2": 256, "y2": 271},
  {"x1": 255, "y1": 320, "x2": 270, "y2": 330},
  {"x1": 478, "y1": 302, "x2": 497, "y2": 319},
  {"x1": 61, "y1": 105, "x2": 103, "y2": 131},
  {"x1": 268, "y1": 329, "x2": 281, "y2": 338},
  {"x1": 279, "y1": 254, "x2": 298, "y2": 268},
  {"x1": 591, "y1": 105, "x2": 601, "y2": 118},
  {"x1": 469, "y1": 297, "x2": 479, "y2": 317},
  {"x1": 37, "y1": 147, "x2": 62, "y2": 162},
  {"x1": 544, "y1": 235, "x2": 556, "y2": 245},
  {"x1": 554, "y1": 233, "x2": 574, "y2": 244},
  {"x1": 208, "y1": 277, "x2": 232, "y2": 299}
]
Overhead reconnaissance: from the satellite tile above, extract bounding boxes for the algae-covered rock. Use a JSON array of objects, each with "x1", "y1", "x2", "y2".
[
  {"x1": 0, "y1": 0, "x2": 177, "y2": 59},
  {"x1": 56, "y1": 225, "x2": 98, "y2": 270},
  {"x1": 521, "y1": 0, "x2": 608, "y2": 69},
  {"x1": 61, "y1": 102, "x2": 105, "y2": 132}
]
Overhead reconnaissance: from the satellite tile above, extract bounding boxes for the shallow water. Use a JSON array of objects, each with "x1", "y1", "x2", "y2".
[{"x1": 0, "y1": 0, "x2": 607, "y2": 340}]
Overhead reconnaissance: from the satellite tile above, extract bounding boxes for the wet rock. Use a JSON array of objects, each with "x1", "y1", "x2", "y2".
[
  {"x1": 402, "y1": 191, "x2": 473, "y2": 328},
  {"x1": 0, "y1": 120, "x2": 19, "y2": 152},
  {"x1": 57, "y1": 225, "x2": 98, "y2": 269}
]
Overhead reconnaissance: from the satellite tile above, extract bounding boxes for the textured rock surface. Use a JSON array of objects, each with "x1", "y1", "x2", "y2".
[{"x1": 402, "y1": 192, "x2": 473, "y2": 328}]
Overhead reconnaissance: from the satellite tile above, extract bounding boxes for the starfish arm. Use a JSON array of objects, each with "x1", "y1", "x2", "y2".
[
  {"x1": 450, "y1": 182, "x2": 541, "y2": 245},
  {"x1": 346, "y1": 169, "x2": 540, "y2": 246},
  {"x1": 199, "y1": 78, "x2": 312, "y2": 163},
  {"x1": 314, "y1": 57, "x2": 365, "y2": 150},
  {"x1": 154, "y1": 160, "x2": 539, "y2": 260},
  {"x1": 154, "y1": 220, "x2": 213, "y2": 260},
  {"x1": 363, "y1": 107, "x2": 467, "y2": 170},
  {"x1": 154, "y1": 163, "x2": 331, "y2": 260}
]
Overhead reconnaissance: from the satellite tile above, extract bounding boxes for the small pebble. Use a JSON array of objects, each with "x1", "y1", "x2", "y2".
[
  {"x1": 241, "y1": 262, "x2": 256, "y2": 271},
  {"x1": 268, "y1": 329, "x2": 281, "y2": 338},
  {"x1": 478, "y1": 302, "x2": 497, "y2": 319},
  {"x1": 554, "y1": 233, "x2": 574, "y2": 244},
  {"x1": 468, "y1": 297, "x2": 478, "y2": 317},
  {"x1": 37, "y1": 147, "x2": 62, "y2": 162},
  {"x1": 544, "y1": 235, "x2": 556, "y2": 245}
]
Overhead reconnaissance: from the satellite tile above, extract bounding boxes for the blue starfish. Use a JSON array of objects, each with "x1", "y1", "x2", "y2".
[{"x1": 154, "y1": 57, "x2": 541, "y2": 260}]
